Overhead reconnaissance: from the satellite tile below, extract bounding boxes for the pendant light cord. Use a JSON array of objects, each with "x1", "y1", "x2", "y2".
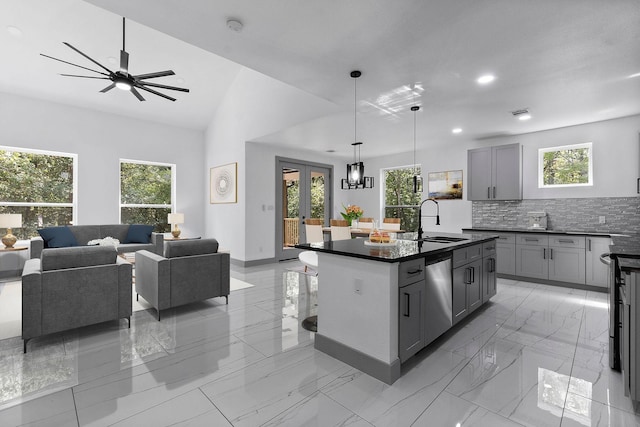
[{"x1": 354, "y1": 75, "x2": 357, "y2": 163}]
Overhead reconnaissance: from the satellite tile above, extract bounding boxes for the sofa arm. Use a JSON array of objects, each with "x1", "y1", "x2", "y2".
[
  {"x1": 116, "y1": 257, "x2": 133, "y2": 318},
  {"x1": 30, "y1": 237, "x2": 44, "y2": 259},
  {"x1": 151, "y1": 233, "x2": 164, "y2": 255},
  {"x1": 135, "y1": 250, "x2": 170, "y2": 311},
  {"x1": 22, "y1": 258, "x2": 43, "y2": 340}
]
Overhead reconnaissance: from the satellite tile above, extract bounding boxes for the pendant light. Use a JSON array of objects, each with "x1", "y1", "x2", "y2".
[
  {"x1": 410, "y1": 105, "x2": 423, "y2": 193},
  {"x1": 342, "y1": 70, "x2": 374, "y2": 190}
]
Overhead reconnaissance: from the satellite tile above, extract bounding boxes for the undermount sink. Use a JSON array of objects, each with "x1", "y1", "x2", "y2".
[{"x1": 416, "y1": 236, "x2": 468, "y2": 243}]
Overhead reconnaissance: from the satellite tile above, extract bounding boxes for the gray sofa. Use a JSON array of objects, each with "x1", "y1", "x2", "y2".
[
  {"x1": 135, "y1": 239, "x2": 230, "y2": 320},
  {"x1": 30, "y1": 224, "x2": 163, "y2": 259},
  {"x1": 22, "y1": 245, "x2": 133, "y2": 353}
]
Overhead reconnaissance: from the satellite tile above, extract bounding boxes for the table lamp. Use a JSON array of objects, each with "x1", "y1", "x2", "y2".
[
  {"x1": 167, "y1": 213, "x2": 184, "y2": 238},
  {"x1": 0, "y1": 213, "x2": 22, "y2": 248}
]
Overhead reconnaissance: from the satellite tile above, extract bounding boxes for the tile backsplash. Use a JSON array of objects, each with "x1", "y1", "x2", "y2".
[{"x1": 472, "y1": 197, "x2": 640, "y2": 234}]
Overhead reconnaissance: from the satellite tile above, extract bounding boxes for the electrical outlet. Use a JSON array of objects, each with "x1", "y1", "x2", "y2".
[{"x1": 599, "y1": 216, "x2": 606, "y2": 224}]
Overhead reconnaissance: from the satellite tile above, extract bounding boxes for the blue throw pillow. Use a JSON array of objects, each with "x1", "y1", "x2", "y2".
[
  {"x1": 37, "y1": 227, "x2": 78, "y2": 248},
  {"x1": 124, "y1": 224, "x2": 154, "y2": 244}
]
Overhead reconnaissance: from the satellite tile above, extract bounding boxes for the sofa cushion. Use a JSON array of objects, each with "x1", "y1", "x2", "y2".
[
  {"x1": 100, "y1": 224, "x2": 129, "y2": 242},
  {"x1": 41, "y1": 245, "x2": 118, "y2": 271},
  {"x1": 124, "y1": 224, "x2": 154, "y2": 244},
  {"x1": 38, "y1": 227, "x2": 78, "y2": 248},
  {"x1": 164, "y1": 239, "x2": 219, "y2": 258}
]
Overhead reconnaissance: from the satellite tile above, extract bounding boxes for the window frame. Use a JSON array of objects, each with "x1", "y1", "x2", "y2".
[
  {"x1": 538, "y1": 142, "x2": 593, "y2": 188},
  {"x1": 119, "y1": 158, "x2": 176, "y2": 224},
  {"x1": 381, "y1": 164, "x2": 422, "y2": 231},
  {"x1": 0, "y1": 145, "x2": 78, "y2": 228}
]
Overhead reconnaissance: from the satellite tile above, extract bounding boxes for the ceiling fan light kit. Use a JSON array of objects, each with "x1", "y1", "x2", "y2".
[
  {"x1": 342, "y1": 70, "x2": 374, "y2": 190},
  {"x1": 41, "y1": 17, "x2": 189, "y2": 102}
]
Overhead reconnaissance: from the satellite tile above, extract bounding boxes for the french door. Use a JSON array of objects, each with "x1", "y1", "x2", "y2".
[{"x1": 275, "y1": 157, "x2": 332, "y2": 261}]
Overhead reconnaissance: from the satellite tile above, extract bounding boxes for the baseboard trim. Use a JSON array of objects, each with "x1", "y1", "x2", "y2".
[
  {"x1": 498, "y1": 274, "x2": 608, "y2": 293},
  {"x1": 230, "y1": 257, "x2": 277, "y2": 267},
  {"x1": 315, "y1": 333, "x2": 401, "y2": 385}
]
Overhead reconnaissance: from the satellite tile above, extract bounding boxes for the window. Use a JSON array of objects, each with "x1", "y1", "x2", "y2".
[
  {"x1": 120, "y1": 160, "x2": 174, "y2": 232},
  {"x1": 0, "y1": 146, "x2": 76, "y2": 239},
  {"x1": 539, "y1": 143, "x2": 592, "y2": 188},
  {"x1": 383, "y1": 166, "x2": 422, "y2": 231}
]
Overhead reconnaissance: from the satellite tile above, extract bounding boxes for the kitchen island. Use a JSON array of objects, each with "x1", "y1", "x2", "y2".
[{"x1": 296, "y1": 232, "x2": 497, "y2": 384}]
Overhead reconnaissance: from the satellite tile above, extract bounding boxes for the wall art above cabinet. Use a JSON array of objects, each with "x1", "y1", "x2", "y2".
[{"x1": 467, "y1": 143, "x2": 522, "y2": 201}]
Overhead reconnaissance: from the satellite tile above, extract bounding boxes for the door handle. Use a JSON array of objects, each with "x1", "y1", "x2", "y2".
[
  {"x1": 487, "y1": 187, "x2": 491, "y2": 199},
  {"x1": 492, "y1": 258, "x2": 496, "y2": 273},
  {"x1": 404, "y1": 293, "x2": 410, "y2": 317},
  {"x1": 471, "y1": 266, "x2": 475, "y2": 283},
  {"x1": 637, "y1": 178, "x2": 639, "y2": 194},
  {"x1": 588, "y1": 239, "x2": 592, "y2": 251},
  {"x1": 407, "y1": 268, "x2": 423, "y2": 275},
  {"x1": 543, "y1": 248, "x2": 546, "y2": 259},
  {"x1": 464, "y1": 267, "x2": 471, "y2": 284},
  {"x1": 558, "y1": 239, "x2": 574, "y2": 244},
  {"x1": 550, "y1": 248, "x2": 553, "y2": 260},
  {"x1": 492, "y1": 186, "x2": 496, "y2": 198}
]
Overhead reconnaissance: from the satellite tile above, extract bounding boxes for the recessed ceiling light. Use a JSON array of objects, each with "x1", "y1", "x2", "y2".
[
  {"x1": 227, "y1": 19, "x2": 243, "y2": 32},
  {"x1": 7, "y1": 26, "x2": 22, "y2": 37},
  {"x1": 476, "y1": 74, "x2": 495, "y2": 85},
  {"x1": 511, "y1": 108, "x2": 531, "y2": 121},
  {"x1": 518, "y1": 114, "x2": 531, "y2": 121},
  {"x1": 452, "y1": 128, "x2": 463, "y2": 134},
  {"x1": 629, "y1": 72, "x2": 640, "y2": 79}
]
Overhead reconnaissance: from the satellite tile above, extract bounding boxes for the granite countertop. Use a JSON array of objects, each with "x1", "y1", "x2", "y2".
[
  {"x1": 610, "y1": 234, "x2": 640, "y2": 260},
  {"x1": 295, "y1": 232, "x2": 496, "y2": 263},
  {"x1": 618, "y1": 257, "x2": 640, "y2": 273},
  {"x1": 463, "y1": 227, "x2": 628, "y2": 237}
]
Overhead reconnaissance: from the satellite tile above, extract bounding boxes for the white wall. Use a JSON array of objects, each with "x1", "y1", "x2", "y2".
[
  {"x1": 203, "y1": 67, "x2": 340, "y2": 261},
  {"x1": 475, "y1": 114, "x2": 640, "y2": 199},
  {"x1": 0, "y1": 92, "x2": 205, "y2": 237}
]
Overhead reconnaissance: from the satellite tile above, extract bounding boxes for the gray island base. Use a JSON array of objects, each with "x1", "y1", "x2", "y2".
[{"x1": 298, "y1": 233, "x2": 497, "y2": 384}]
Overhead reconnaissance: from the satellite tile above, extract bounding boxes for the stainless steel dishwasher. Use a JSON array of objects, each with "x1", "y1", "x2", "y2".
[{"x1": 424, "y1": 254, "x2": 453, "y2": 346}]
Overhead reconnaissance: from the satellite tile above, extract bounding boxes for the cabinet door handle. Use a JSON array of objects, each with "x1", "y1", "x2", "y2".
[
  {"x1": 524, "y1": 238, "x2": 539, "y2": 242},
  {"x1": 492, "y1": 186, "x2": 496, "y2": 199},
  {"x1": 588, "y1": 239, "x2": 592, "y2": 251},
  {"x1": 404, "y1": 293, "x2": 410, "y2": 317},
  {"x1": 487, "y1": 187, "x2": 491, "y2": 199},
  {"x1": 464, "y1": 267, "x2": 471, "y2": 284},
  {"x1": 550, "y1": 248, "x2": 554, "y2": 260},
  {"x1": 543, "y1": 248, "x2": 546, "y2": 259},
  {"x1": 558, "y1": 239, "x2": 574, "y2": 244},
  {"x1": 407, "y1": 268, "x2": 423, "y2": 275},
  {"x1": 492, "y1": 258, "x2": 496, "y2": 273},
  {"x1": 471, "y1": 266, "x2": 475, "y2": 283},
  {"x1": 637, "y1": 177, "x2": 639, "y2": 194},
  {"x1": 486, "y1": 246, "x2": 495, "y2": 251}
]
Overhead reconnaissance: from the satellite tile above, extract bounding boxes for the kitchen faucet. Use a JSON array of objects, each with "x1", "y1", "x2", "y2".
[{"x1": 417, "y1": 198, "x2": 440, "y2": 240}]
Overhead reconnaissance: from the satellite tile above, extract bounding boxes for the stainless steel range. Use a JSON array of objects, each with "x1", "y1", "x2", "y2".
[{"x1": 604, "y1": 252, "x2": 621, "y2": 370}]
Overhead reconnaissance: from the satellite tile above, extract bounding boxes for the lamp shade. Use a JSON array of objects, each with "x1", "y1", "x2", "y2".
[
  {"x1": 0, "y1": 214, "x2": 22, "y2": 228},
  {"x1": 167, "y1": 213, "x2": 184, "y2": 224}
]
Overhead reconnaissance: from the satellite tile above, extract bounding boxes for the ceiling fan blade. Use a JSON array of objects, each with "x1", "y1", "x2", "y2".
[
  {"x1": 135, "y1": 83, "x2": 176, "y2": 101},
  {"x1": 130, "y1": 87, "x2": 146, "y2": 101},
  {"x1": 40, "y1": 53, "x2": 110, "y2": 77},
  {"x1": 100, "y1": 83, "x2": 116, "y2": 93},
  {"x1": 63, "y1": 42, "x2": 114, "y2": 75},
  {"x1": 60, "y1": 74, "x2": 111, "y2": 80},
  {"x1": 137, "y1": 81, "x2": 189, "y2": 93},
  {"x1": 133, "y1": 70, "x2": 175, "y2": 80},
  {"x1": 120, "y1": 50, "x2": 129, "y2": 73}
]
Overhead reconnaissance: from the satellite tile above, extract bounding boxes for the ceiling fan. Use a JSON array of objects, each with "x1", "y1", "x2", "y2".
[{"x1": 40, "y1": 17, "x2": 189, "y2": 102}]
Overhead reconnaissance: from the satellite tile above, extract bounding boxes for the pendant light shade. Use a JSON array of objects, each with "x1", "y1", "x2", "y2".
[
  {"x1": 410, "y1": 105, "x2": 423, "y2": 193},
  {"x1": 342, "y1": 71, "x2": 374, "y2": 190}
]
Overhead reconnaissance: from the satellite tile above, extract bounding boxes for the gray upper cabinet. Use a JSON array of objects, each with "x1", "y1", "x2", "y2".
[{"x1": 467, "y1": 143, "x2": 522, "y2": 201}]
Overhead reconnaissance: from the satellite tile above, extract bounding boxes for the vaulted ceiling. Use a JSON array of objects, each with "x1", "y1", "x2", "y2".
[{"x1": 3, "y1": 0, "x2": 639, "y2": 157}]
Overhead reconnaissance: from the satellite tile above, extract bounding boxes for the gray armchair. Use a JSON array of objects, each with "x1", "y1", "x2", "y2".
[
  {"x1": 22, "y1": 245, "x2": 132, "y2": 353},
  {"x1": 135, "y1": 239, "x2": 230, "y2": 320}
]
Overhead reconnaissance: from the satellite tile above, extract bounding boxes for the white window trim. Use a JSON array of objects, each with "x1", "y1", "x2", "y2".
[
  {"x1": 119, "y1": 159, "x2": 176, "y2": 223},
  {"x1": 538, "y1": 142, "x2": 593, "y2": 188},
  {"x1": 0, "y1": 145, "x2": 78, "y2": 224},
  {"x1": 381, "y1": 164, "x2": 422, "y2": 219}
]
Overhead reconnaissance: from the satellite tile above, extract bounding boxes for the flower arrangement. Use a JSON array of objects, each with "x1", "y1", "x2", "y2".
[{"x1": 340, "y1": 204, "x2": 364, "y2": 226}]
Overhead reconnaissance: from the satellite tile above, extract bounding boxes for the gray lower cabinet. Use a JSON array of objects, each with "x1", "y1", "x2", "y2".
[
  {"x1": 482, "y1": 241, "x2": 497, "y2": 302},
  {"x1": 398, "y1": 280, "x2": 424, "y2": 363},
  {"x1": 586, "y1": 236, "x2": 612, "y2": 288},
  {"x1": 516, "y1": 234, "x2": 586, "y2": 284},
  {"x1": 496, "y1": 233, "x2": 516, "y2": 275},
  {"x1": 452, "y1": 244, "x2": 484, "y2": 325},
  {"x1": 515, "y1": 235, "x2": 549, "y2": 280},
  {"x1": 398, "y1": 258, "x2": 426, "y2": 363}
]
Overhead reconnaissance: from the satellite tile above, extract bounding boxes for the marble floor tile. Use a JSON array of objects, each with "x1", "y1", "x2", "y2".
[
  {"x1": 199, "y1": 345, "x2": 352, "y2": 427},
  {"x1": 0, "y1": 261, "x2": 632, "y2": 426},
  {"x1": 446, "y1": 338, "x2": 573, "y2": 427},
  {"x1": 561, "y1": 392, "x2": 640, "y2": 427},
  {"x1": 321, "y1": 348, "x2": 469, "y2": 426},
  {"x1": 262, "y1": 391, "x2": 372, "y2": 427},
  {"x1": 412, "y1": 391, "x2": 525, "y2": 426}
]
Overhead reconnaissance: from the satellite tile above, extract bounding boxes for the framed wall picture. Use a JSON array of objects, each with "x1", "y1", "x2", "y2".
[
  {"x1": 210, "y1": 162, "x2": 237, "y2": 204},
  {"x1": 428, "y1": 170, "x2": 463, "y2": 200}
]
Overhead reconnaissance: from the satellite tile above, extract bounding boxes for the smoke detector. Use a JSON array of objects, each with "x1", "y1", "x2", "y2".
[{"x1": 227, "y1": 19, "x2": 243, "y2": 32}]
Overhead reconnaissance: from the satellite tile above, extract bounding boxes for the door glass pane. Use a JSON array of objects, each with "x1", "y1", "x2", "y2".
[
  {"x1": 310, "y1": 170, "x2": 326, "y2": 220},
  {"x1": 283, "y1": 167, "x2": 300, "y2": 247}
]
